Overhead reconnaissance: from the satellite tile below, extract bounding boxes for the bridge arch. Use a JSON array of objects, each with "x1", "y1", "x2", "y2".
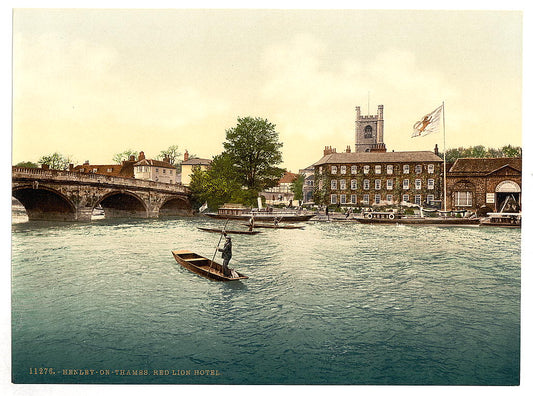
[
  {"x1": 159, "y1": 196, "x2": 193, "y2": 217},
  {"x1": 97, "y1": 191, "x2": 149, "y2": 219},
  {"x1": 12, "y1": 185, "x2": 77, "y2": 221}
]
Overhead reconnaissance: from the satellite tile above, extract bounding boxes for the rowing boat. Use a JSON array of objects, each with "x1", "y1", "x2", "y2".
[
  {"x1": 197, "y1": 227, "x2": 261, "y2": 235},
  {"x1": 171, "y1": 250, "x2": 248, "y2": 281}
]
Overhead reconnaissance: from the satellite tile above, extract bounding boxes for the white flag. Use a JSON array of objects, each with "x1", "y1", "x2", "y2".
[
  {"x1": 412, "y1": 105, "x2": 443, "y2": 137},
  {"x1": 199, "y1": 202, "x2": 208, "y2": 213}
]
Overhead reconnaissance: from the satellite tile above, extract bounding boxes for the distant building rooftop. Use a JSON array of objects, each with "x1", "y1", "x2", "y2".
[{"x1": 313, "y1": 151, "x2": 442, "y2": 166}]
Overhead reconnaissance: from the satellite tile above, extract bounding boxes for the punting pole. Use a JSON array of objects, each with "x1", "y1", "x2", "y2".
[{"x1": 442, "y1": 101, "x2": 447, "y2": 212}]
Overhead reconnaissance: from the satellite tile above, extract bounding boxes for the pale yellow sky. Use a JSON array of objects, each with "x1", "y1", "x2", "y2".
[{"x1": 12, "y1": 8, "x2": 523, "y2": 172}]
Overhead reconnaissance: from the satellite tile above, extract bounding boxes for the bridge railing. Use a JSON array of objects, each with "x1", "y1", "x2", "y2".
[{"x1": 12, "y1": 166, "x2": 189, "y2": 194}]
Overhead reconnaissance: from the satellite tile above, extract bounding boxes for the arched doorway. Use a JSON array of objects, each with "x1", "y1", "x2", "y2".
[{"x1": 495, "y1": 181, "x2": 521, "y2": 212}]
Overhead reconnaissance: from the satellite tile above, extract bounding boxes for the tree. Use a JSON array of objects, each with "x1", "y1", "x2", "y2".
[
  {"x1": 290, "y1": 174, "x2": 305, "y2": 201},
  {"x1": 439, "y1": 145, "x2": 522, "y2": 162},
  {"x1": 223, "y1": 117, "x2": 286, "y2": 192},
  {"x1": 113, "y1": 150, "x2": 139, "y2": 164},
  {"x1": 14, "y1": 161, "x2": 38, "y2": 168},
  {"x1": 157, "y1": 145, "x2": 181, "y2": 166},
  {"x1": 38, "y1": 152, "x2": 72, "y2": 170},
  {"x1": 189, "y1": 153, "x2": 246, "y2": 209}
]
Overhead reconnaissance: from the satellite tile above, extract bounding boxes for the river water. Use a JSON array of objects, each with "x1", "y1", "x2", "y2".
[{"x1": 11, "y1": 214, "x2": 520, "y2": 385}]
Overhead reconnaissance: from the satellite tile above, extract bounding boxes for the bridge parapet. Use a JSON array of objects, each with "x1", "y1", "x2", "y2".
[{"x1": 12, "y1": 166, "x2": 189, "y2": 194}]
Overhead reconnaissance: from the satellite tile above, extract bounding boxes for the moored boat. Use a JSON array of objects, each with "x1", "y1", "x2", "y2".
[
  {"x1": 204, "y1": 203, "x2": 315, "y2": 222},
  {"x1": 241, "y1": 223, "x2": 304, "y2": 229},
  {"x1": 354, "y1": 211, "x2": 480, "y2": 226},
  {"x1": 198, "y1": 227, "x2": 261, "y2": 235},
  {"x1": 479, "y1": 212, "x2": 521, "y2": 228},
  {"x1": 171, "y1": 250, "x2": 248, "y2": 281}
]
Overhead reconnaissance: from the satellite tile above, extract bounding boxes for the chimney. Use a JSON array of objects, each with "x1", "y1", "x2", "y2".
[
  {"x1": 346, "y1": 145, "x2": 351, "y2": 153},
  {"x1": 184, "y1": 150, "x2": 189, "y2": 161},
  {"x1": 164, "y1": 155, "x2": 170, "y2": 163},
  {"x1": 138, "y1": 151, "x2": 145, "y2": 160},
  {"x1": 434, "y1": 144, "x2": 439, "y2": 156},
  {"x1": 84, "y1": 160, "x2": 89, "y2": 165},
  {"x1": 129, "y1": 155, "x2": 135, "y2": 161},
  {"x1": 42, "y1": 164, "x2": 49, "y2": 170},
  {"x1": 69, "y1": 163, "x2": 74, "y2": 171}
]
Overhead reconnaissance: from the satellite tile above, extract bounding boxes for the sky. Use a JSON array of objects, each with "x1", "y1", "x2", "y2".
[{"x1": 11, "y1": 7, "x2": 523, "y2": 174}]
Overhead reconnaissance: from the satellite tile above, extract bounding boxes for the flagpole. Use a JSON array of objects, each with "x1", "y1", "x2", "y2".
[{"x1": 442, "y1": 101, "x2": 447, "y2": 212}]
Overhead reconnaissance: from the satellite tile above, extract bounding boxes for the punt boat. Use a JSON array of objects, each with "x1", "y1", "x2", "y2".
[{"x1": 171, "y1": 250, "x2": 248, "y2": 281}]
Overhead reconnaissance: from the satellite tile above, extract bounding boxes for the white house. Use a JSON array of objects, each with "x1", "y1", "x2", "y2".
[{"x1": 133, "y1": 151, "x2": 178, "y2": 184}]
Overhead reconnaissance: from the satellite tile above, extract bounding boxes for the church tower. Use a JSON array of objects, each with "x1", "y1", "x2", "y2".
[{"x1": 355, "y1": 105, "x2": 386, "y2": 153}]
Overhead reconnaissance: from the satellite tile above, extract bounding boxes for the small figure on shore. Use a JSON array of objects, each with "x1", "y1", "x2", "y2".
[
  {"x1": 218, "y1": 232, "x2": 233, "y2": 277},
  {"x1": 274, "y1": 217, "x2": 280, "y2": 227},
  {"x1": 325, "y1": 206, "x2": 329, "y2": 220},
  {"x1": 248, "y1": 216, "x2": 255, "y2": 231}
]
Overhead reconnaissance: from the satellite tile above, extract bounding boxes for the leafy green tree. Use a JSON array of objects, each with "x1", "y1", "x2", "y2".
[
  {"x1": 112, "y1": 150, "x2": 139, "y2": 164},
  {"x1": 14, "y1": 161, "x2": 38, "y2": 168},
  {"x1": 501, "y1": 144, "x2": 522, "y2": 158},
  {"x1": 223, "y1": 116, "x2": 286, "y2": 191},
  {"x1": 157, "y1": 145, "x2": 181, "y2": 166},
  {"x1": 38, "y1": 152, "x2": 72, "y2": 170},
  {"x1": 290, "y1": 174, "x2": 305, "y2": 201},
  {"x1": 189, "y1": 153, "x2": 244, "y2": 210}
]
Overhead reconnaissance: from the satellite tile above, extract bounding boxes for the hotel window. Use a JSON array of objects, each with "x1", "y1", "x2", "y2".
[
  {"x1": 163, "y1": 169, "x2": 166, "y2": 174},
  {"x1": 107, "y1": 168, "x2": 113, "y2": 173},
  {"x1": 428, "y1": 164, "x2": 434, "y2": 174},
  {"x1": 427, "y1": 194, "x2": 435, "y2": 204},
  {"x1": 156, "y1": 168, "x2": 159, "y2": 173},
  {"x1": 340, "y1": 179, "x2": 346, "y2": 190},
  {"x1": 387, "y1": 165, "x2": 394, "y2": 174},
  {"x1": 351, "y1": 165, "x2": 357, "y2": 174},
  {"x1": 415, "y1": 179, "x2": 422, "y2": 190},
  {"x1": 403, "y1": 179, "x2": 409, "y2": 190},
  {"x1": 375, "y1": 165, "x2": 382, "y2": 174},
  {"x1": 363, "y1": 179, "x2": 370, "y2": 190},
  {"x1": 403, "y1": 194, "x2": 410, "y2": 203},
  {"x1": 375, "y1": 194, "x2": 381, "y2": 204},
  {"x1": 340, "y1": 165, "x2": 347, "y2": 174},
  {"x1": 415, "y1": 195, "x2": 422, "y2": 205},
  {"x1": 415, "y1": 164, "x2": 422, "y2": 174},
  {"x1": 351, "y1": 179, "x2": 357, "y2": 190},
  {"x1": 364, "y1": 165, "x2": 370, "y2": 174},
  {"x1": 340, "y1": 194, "x2": 347, "y2": 204},
  {"x1": 92, "y1": 169, "x2": 98, "y2": 173},
  {"x1": 319, "y1": 166, "x2": 323, "y2": 174},
  {"x1": 363, "y1": 194, "x2": 370, "y2": 204},
  {"x1": 386, "y1": 194, "x2": 393, "y2": 203},
  {"x1": 375, "y1": 179, "x2": 381, "y2": 190},
  {"x1": 331, "y1": 194, "x2": 337, "y2": 205},
  {"x1": 331, "y1": 166, "x2": 337, "y2": 174},
  {"x1": 428, "y1": 179, "x2": 434, "y2": 190},
  {"x1": 455, "y1": 191, "x2": 473, "y2": 206},
  {"x1": 318, "y1": 180, "x2": 323, "y2": 189},
  {"x1": 331, "y1": 180, "x2": 337, "y2": 190},
  {"x1": 403, "y1": 165, "x2": 410, "y2": 174},
  {"x1": 386, "y1": 179, "x2": 394, "y2": 190},
  {"x1": 351, "y1": 194, "x2": 357, "y2": 204}
]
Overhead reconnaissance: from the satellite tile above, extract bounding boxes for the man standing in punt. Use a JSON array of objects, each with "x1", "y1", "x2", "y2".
[{"x1": 218, "y1": 232, "x2": 232, "y2": 277}]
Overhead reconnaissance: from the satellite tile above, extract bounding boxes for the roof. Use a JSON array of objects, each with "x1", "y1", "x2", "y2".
[
  {"x1": 448, "y1": 158, "x2": 522, "y2": 175},
  {"x1": 182, "y1": 158, "x2": 212, "y2": 166},
  {"x1": 134, "y1": 159, "x2": 176, "y2": 169},
  {"x1": 73, "y1": 164, "x2": 123, "y2": 177},
  {"x1": 313, "y1": 151, "x2": 442, "y2": 166},
  {"x1": 279, "y1": 172, "x2": 298, "y2": 184}
]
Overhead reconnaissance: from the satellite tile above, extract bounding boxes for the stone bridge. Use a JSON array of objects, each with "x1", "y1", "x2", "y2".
[{"x1": 12, "y1": 167, "x2": 193, "y2": 221}]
